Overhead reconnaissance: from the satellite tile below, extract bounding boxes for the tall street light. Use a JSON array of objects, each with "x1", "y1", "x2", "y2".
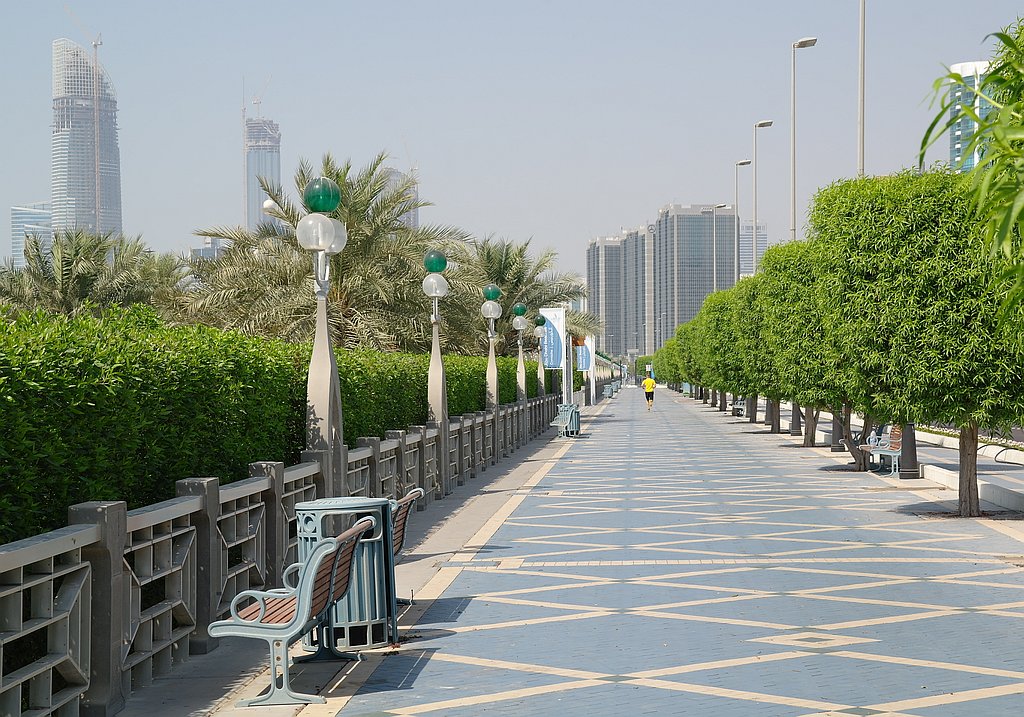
[
  {"x1": 533, "y1": 316, "x2": 547, "y2": 396},
  {"x1": 752, "y1": 120, "x2": 773, "y2": 275},
  {"x1": 293, "y1": 177, "x2": 348, "y2": 493},
  {"x1": 791, "y1": 37, "x2": 817, "y2": 243},
  {"x1": 858, "y1": 0, "x2": 866, "y2": 177},
  {"x1": 735, "y1": 159, "x2": 750, "y2": 281},
  {"x1": 711, "y1": 203, "x2": 728, "y2": 292},
  {"x1": 512, "y1": 302, "x2": 530, "y2": 443},
  {"x1": 423, "y1": 249, "x2": 451, "y2": 482},
  {"x1": 481, "y1": 284, "x2": 503, "y2": 463}
]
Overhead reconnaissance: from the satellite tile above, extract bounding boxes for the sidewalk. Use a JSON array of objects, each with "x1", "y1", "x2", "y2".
[{"x1": 127, "y1": 392, "x2": 1024, "y2": 716}]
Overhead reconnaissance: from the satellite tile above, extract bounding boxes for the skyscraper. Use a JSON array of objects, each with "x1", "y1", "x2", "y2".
[
  {"x1": 621, "y1": 225, "x2": 655, "y2": 356},
  {"x1": 51, "y1": 38, "x2": 122, "y2": 235},
  {"x1": 652, "y1": 204, "x2": 737, "y2": 335},
  {"x1": 739, "y1": 220, "x2": 768, "y2": 277},
  {"x1": 586, "y1": 236, "x2": 624, "y2": 355},
  {"x1": 384, "y1": 167, "x2": 420, "y2": 230},
  {"x1": 949, "y1": 61, "x2": 991, "y2": 172},
  {"x1": 10, "y1": 202, "x2": 52, "y2": 269},
  {"x1": 244, "y1": 117, "x2": 281, "y2": 230}
]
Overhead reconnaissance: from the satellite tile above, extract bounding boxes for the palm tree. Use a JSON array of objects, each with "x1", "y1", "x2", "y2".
[
  {"x1": 449, "y1": 237, "x2": 601, "y2": 355},
  {"x1": 174, "y1": 152, "x2": 471, "y2": 351},
  {"x1": 0, "y1": 229, "x2": 160, "y2": 317}
]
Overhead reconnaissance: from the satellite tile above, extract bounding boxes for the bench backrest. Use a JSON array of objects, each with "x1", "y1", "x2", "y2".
[
  {"x1": 306, "y1": 516, "x2": 375, "y2": 623},
  {"x1": 393, "y1": 487, "x2": 425, "y2": 558},
  {"x1": 887, "y1": 425, "x2": 903, "y2": 451}
]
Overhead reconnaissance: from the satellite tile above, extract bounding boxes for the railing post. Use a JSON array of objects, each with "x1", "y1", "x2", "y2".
[
  {"x1": 300, "y1": 448, "x2": 330, "y2": 498},
  {"x1": 452, "y1": 418, "x2": 466, "y2": 487},
  {"x1": 249, "y1": 461, "x2": 286, "y2": 587},
  {"x1": 357, "y1": 436, "x2": 383, "y2": 498},
  {"x1": 175, "y1": 477, "x2": 222, "y2": 655},
  {"x1": 386, "y1": 429, "x2": 408, "y2": 496},
  {"x1": 68, "y1": 500, "x2": 128, "y2": 717}
]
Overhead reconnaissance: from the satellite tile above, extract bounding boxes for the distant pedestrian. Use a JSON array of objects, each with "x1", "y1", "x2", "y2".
[{"x1": 642, "y1": 374, "x2": 656, "y2": 411}]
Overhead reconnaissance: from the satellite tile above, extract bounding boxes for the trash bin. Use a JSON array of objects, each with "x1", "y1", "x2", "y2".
[{"x1": 295, "y1": 497, "x2": 397, "y2": 655}]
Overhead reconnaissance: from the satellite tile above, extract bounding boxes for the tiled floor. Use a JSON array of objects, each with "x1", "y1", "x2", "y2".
[{"x1": 330, "y1": 391, "x2": 1024, "y2": 716}]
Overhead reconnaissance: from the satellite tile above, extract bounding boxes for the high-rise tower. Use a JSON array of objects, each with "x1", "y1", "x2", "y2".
[
  {"x1": 949, "y1": 61, "x2": 991, "y2": 172},
  {"x1": 244, "y1": 117, "x2": 281, "y2": 230},
  {"x1": 51, "y1": 38, "x2": 122, "y2": 235}
]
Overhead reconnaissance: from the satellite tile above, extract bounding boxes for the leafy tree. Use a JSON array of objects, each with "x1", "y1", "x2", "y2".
[
  {"x1": 813, "y1": 171, "x2": 1024, "y2": 516},
  {"x1": 652, "y1": 338, "x2": 682, "y2": 388},
  {"x1": 921, "y1": 21, "x2": 1024, "y2": 310},
  {"x1": 0, "y1": 229, "x2": 164, "y2": 317},
  {"x1": 176, "y1": 152, "x2": 471, "y2": 352},
  {"x1": 451, "y1": 237, "x2": 599, "y2": 356}
]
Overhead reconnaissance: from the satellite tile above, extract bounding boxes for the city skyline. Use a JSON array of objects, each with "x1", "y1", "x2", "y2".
[{"x1": 2, "y1": 2, "x2": 1021, "y2": 276}]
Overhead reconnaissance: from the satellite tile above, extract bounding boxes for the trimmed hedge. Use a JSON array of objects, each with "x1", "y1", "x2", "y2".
[{"x1": 1, "y1": 309, "x2": 542, "y2": 544}]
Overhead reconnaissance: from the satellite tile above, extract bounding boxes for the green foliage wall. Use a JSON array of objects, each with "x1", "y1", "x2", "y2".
[{"x1": 1, "y1": 309, "x2": 541, "y2": 544}]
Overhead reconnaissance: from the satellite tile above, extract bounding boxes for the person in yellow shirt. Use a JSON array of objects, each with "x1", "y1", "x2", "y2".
[{"x1": 641, "y1": 374, "x2": 656, "y2": 411}]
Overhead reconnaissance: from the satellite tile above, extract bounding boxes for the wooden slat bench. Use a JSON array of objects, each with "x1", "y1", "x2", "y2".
[
  {"x1": 208, "y1": 516, "x2": 376, "y2": 707},
  {"x1": 865, "y1": 425, "x2": 903, "y2": 476},
  {"x1": 392, "y1": 486, "x2": 425, "y2": 606}
]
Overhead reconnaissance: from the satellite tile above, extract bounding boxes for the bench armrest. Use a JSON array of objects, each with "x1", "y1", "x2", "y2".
[
  {"x1": 281, "y1": 562, "x2": 303, "y2": 590},
  {"x1": 228, "y1": 586, "x2": 296, "y2": 622}
]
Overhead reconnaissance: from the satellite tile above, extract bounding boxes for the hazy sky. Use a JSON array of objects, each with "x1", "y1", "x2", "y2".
[{"x1": 2, "y1": 1, "x2": 1021, "y2": 276}]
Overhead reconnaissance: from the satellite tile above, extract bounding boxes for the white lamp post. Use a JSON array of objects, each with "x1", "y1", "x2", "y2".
[
  {"x1": 711, "y1": 203, "x2": 728, "y2": 292},
  {"x1": 423, "y1": 248, "x2": 450, "y2": 425},
  {"x1": 752, "y1": 119, "x2": 773, "y2": 275},
  {"x1": 791, "y1": 37, "x2": 817, "y2": 243},
  {"x1": 512, "y1": 303, "x2": 529, "y2": 445},
  {"x1": 735, "y1": 160, "x2": 750, "y2": 281},
  {"x1": 292, "y1": 177, "x2": 348, "y2": 494},
  {"x1": 481, "y1": 284, "x2": 502, "y2": 463}
]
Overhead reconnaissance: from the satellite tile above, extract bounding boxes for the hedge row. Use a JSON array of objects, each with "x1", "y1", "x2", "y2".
[{"x1": 0, "y1": 308, "x2": 541, "y2": 544}]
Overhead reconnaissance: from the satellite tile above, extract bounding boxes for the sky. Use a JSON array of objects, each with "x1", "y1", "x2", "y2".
[{"x1": 2, "y1": 1, "x2": 1022, "y2": 276}]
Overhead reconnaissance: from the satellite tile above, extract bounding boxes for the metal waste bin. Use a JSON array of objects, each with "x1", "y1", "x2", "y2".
[{"x1": 295, "y1": 497, "x2": 397, "y2": 655}]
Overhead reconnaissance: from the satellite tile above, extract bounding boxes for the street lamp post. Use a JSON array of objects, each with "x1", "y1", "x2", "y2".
[
  {"x1": 533, "y1": 316, "x2": 547, "y2": 396},
  {"x1": 858, "y1": 0, "x2": 866, "y2": 177},
  {"x1": 735, "y1": 159, "x2": 750, "y2": 282},
  {"x1": 749, "y1": 121, "x2": 770, "y2": 426},
  {"x1": 790, "y1": 37, "x2": 816, "y2": 437},
  {"x1": 512, "y1": 303, "x2": 530, "y2": 446},
  {"x1": 481, "y1": 284, "x2": 503, "y2": 464},
  {"x1": 423, "y1": 249, "x2": 450, "y2": 489},
  {"x1": 293, "y1": 177, "x2": 348, "y2": 495},
  {"x1": 711, "y1": 202, "x2": 727, "y2": 292}
]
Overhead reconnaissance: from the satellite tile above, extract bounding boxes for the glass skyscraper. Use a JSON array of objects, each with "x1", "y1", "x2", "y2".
[
  {"x1": 949, "y1": 61, "x2": 991, "y2": 172},
  {"x1": 9, "y1": 202, "x2": 52, "y2": 269},
  {"x1": 245, "y1": 117, "x2": 282, "y2": 231},
  {"x1": 51, "y1": 38, "x2": 122, "y2": 235},
  {"x1": 384, "y1": 167, "x2": 420, "y2": 230},
  {"x1": 739, "y1": 220, "x2": 768, "y2": 277}
]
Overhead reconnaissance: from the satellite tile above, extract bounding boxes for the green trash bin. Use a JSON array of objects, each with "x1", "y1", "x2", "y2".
[{"x1": 295, "y1": 497, "x2": 397, "y2": 658}]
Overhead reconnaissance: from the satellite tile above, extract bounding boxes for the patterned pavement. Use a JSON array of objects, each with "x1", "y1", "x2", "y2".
[{"x1": 328, "y1": 389, "x2": 1024, "y2": 717}]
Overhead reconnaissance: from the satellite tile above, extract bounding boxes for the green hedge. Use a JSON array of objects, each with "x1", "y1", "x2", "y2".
[{"x1": 1, "y1": 309, "x2": 543, "y2": 544}]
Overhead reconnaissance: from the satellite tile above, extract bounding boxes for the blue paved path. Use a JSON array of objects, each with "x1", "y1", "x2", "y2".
[{"x1": 334, "y1": 389, "x2": 1024, "y2": 716}]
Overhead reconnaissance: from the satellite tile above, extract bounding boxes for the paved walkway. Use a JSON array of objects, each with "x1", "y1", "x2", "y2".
[{"x1": 289, "y1": 389, "x2": 1024, "y2": 717}]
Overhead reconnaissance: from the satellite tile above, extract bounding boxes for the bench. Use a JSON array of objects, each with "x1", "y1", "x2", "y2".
[
  {"x1": 392, "y1": 486, "x2": 425, "y2": 605},
  {"x1": 208, "y1": 516, "x2": 376, "y2": 707},
  {"x1": 550, "y1": 403, "x2": 580, "y2": 437},
  {"x1": 864, "y1": 425, "x2": 903, "y2": 476}
]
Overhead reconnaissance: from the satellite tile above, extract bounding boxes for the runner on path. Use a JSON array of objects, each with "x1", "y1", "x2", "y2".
[{"x1": 642, "y1": 374, "x2": 656, "y2": 411}]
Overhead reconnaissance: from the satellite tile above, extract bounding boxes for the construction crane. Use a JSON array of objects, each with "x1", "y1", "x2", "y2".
[{"x1": 64, "y1": 5, "x2": 103, "y2": 232}]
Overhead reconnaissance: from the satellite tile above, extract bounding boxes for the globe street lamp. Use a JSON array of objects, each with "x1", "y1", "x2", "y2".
[
  {"x1": 481, "y1": 284, "x2": 502, "y2": 462},
  {"x1": 512, "y1": 302, "x2": 530, "y2": 443},
  {"x1": 294, "y1": 177, "x2": 348, "y2": 493},
  {"x1": 423, "y1": 248, "x2": 450, "y2": 433},
  {"x1": 534, "y1": 316, "x2": 547, "y2": 396}
]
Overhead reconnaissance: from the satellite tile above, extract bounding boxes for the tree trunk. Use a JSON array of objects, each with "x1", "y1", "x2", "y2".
[
  {"x1": 958, "y1": 422, "x2": 981, "y2": 517},
  {"x1": 770, "y1": 400, "x2": 781, "y2": 433},
  {"x1": 842, "y1": 402, "x2": 875, "y2": 471},
  {"x1": 702, "y1": 387, "x2": 708, "y2": 404},
  {"x1": 830, "y1": 408, "x2": 844, "y2": 452},
  {"x1": 764, "y1": 399, "x2": 773, "y2": 426},
  {"x1": 720, "y1": 391, "x2": 728, "y2": 412},
  {"x1": 747, "y1": 393, "x2": 758, "y2": 423},
  {"x1": 711, "y1": 389, "x2": 718, "y2": 407},
  {"x1": 803, "y1": 408, "x2": 819, "y2": 447},
  {"x1": 790, "y1": 400, "x2": 803, "y2": 436}
]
